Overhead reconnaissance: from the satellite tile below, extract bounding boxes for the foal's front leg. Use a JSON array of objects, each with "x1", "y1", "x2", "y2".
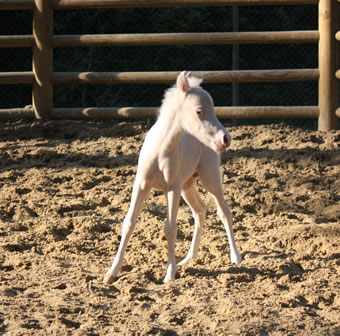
[
  {"x1": 211, "y1": 192, "x2": 241, "y2": 265},
  {"x1": 200, "y1": 154, "x2": 241, "y2": 266},
  {"x1": 103, "y1": 180, "x2": 150, "y2": 284},
  {"x1": 163, "y1": 184, "x2": 181, "y2": 282}
]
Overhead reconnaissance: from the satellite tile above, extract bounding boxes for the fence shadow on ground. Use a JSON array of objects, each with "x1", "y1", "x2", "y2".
[
  {"x1": 0, "y1": 120, "x2": 338, "y2": 172},
  {"x1": 0, "y1": 119, "x2": 149, "y2": 142}
]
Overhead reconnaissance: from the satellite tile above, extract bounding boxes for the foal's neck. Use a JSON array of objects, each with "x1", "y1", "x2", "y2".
[{"x1": 156, "y1": 110, "x2": 184, "y2": 156}]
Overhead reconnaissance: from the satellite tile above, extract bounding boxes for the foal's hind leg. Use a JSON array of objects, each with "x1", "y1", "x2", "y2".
[
  {"x1": 103, "y1": 180, "x2": 150, "y2": 284},
  {"x1": 163, "y1": 184, "x2": 181, "y2": 283},
  {"x1": 178, "y1": 177, "x2": 207, "y2": 266}
]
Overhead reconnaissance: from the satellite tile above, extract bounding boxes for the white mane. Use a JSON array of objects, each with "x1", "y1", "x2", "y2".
[
  {"x1": 158, "y1": 75, "x2": 203, "y2": 118},
  {"x1": 187, "y1": 75, "x2": 202, "y2": 88}
]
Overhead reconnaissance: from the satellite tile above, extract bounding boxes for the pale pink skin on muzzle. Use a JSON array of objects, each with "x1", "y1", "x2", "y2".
[
  {"x1": 104, "y1": 71, "x2": 241, "y2": 285},
  {"x1": 214, "y1": 131, "x2": 232, "y2": 151}
]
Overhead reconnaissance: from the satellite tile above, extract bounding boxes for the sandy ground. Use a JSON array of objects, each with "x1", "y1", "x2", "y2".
[{"x1": 0, "y1": 119, "x2": 339, "y2": 335}]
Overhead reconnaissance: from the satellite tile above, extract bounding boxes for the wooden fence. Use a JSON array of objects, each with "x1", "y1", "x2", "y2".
[{"x1": 0, "y1": 0, "x2": 339, "y2": 131}]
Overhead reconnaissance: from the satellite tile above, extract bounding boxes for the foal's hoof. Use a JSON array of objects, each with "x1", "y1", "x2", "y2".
[
  {"x1": 163, "y1": 275, "x2": 175, "y2": 283},
  {"x1": 177, "y1": 255, "x2": 192, "y2": 267},
  {"x1": 103, "y1": 273, "x2": 116, "y2": 285},
  {"x1": 231, "y1": 250, "x2": 242, "y2": 265}
]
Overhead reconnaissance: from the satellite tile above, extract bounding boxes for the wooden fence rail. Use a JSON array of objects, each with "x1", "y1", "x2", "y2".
[
  {"x1": 0, "y1": 106, "x2": 320, "y2": 121},
  {"x1": 0, "y1": 0, "x2": 320, "y2": 10},
  {"x1": 0, "y1": 72, "x2": 34, "y2": 84},
  {"x1": 49, "y1": 106, "x2": 319, "y2": 120},
  {"x1": 0, "y1": 0, "x2": 339, "y2": 130},
  {"x1": 0, "y1": 69, "x2": 320, "y2": 85},
  {"x1": 0, "y1": 31, "x2": 320, "y2": 48},
  {"x1": 53, "y1": 31, "x2": 320, "y2": 47},
  {"x1": 51, "y1": 70, "x2": 320, "y2": 84},
  {"x1": 50, "y1": 0, "x2": 320, "y2": 9}
]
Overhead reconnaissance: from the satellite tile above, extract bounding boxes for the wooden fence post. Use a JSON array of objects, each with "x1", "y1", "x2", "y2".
[
  {"x1": 318, "y1": 0, "x2": 339, "y2": 131},
  {"x1": 33, "y1": 0, "x2": 53, "y2": 119},
  {"x1": 232, "y1": 6, "x2": 240, "y2": 108}
]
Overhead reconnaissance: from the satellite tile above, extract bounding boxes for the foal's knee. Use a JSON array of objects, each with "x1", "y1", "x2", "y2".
[
  {"x1": 164, "y1": 220, "x2": 177, "y2": 240},
  {"x1": 121, "y1": 217, "x2": 136, "y2": 238},
  {"x1": 216, "y1": 199, "x2": 232, "y2": 217},
  {"x1": 198, "y1": 201, "x2": 207, "y2": 217}
]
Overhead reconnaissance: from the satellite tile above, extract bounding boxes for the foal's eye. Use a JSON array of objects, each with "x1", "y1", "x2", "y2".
[{"x1": 196, "y1": 109, "x2": 205, "y2": 116}]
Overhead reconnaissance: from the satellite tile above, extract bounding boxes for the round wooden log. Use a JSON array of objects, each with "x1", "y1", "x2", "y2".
[
  {"x1": 336, "y1": 31, "x2": 340, "y2": 42},
  {"x1": 0, "y1": 72, "x2": 34, "y2": 84},
  {"x1": 52, "y1": 69, "x2": 319, "y2": 85},
  {"x1": 318, "y1": 0, "x2": 339, "y2": 130},
  {"x1": 50, "y1": 106, "x2": 319, "y2": 120},
  {"x1": 51, "y1": 0, "x2": 318, "y2": 10},
  {"x1": 215, "y1": 106, "x2": 319, "y2": 118},
  {"x1": 52, "y1": 31, "x2": 319, "y2": 47},
  {"x1": 0, "y1": 108, "x2": 34, "y2": 120},
  {"x1": 0, "y1": 0, "x2": 34, "y2": 10},
  {"x1": 336, "y1": 69, "x2": 340, "y2": 80},
  {"x1": 0, "y1": 0, "x2": 320, "y2": 10},
  {"x1": 51, "y1": 107, "x2": 159, "y2": 119},
  {"x1": 0, "y1": 35, "x2": 34, "y2": 48},
  {"x1": 336, "y1": 107, "x2": 340, "y2": 119},
  {"x1": 33, "y1": 0, "x2": 53, "y2": 119}
]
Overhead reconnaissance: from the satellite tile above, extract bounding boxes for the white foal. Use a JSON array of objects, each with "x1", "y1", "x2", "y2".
[{"x1": 104, "y1": 71, "x2": 241, "y2": 284}]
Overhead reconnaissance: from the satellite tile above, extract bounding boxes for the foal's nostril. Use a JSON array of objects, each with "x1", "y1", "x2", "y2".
[{"x1": 223, "y1": 134, "x2": 230, "y2": 146}]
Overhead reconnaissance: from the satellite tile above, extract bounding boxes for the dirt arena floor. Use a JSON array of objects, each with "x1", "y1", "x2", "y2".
[{"x1": 0, "y1": 119, "x2": 339, "y2": 335}]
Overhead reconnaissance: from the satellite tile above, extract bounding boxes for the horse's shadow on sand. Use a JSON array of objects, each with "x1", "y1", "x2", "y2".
[{"x1": 179, "y1": 249, "x2": 310, "y2": 284}]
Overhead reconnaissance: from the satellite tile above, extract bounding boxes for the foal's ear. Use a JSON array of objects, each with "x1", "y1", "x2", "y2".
[{"x1": 177, "y1": 71, "x2": 189, "y2": 93}]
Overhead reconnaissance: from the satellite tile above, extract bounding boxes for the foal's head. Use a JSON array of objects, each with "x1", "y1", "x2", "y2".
[{"x1": 174, "y1": 71, "x2": 231, "y2": 152}]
